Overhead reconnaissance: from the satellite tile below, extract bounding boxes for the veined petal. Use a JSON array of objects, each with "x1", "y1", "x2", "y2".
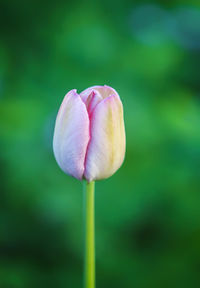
[
  {"x1": 53, "y1": 90, "x2": 89, "y2": 180},
  {"x1": 84, "y1": 94, "x2": 126, "y2": 181}
]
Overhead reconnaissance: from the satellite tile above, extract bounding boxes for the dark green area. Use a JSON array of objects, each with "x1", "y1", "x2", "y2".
[{"x1": 0, "y1": 0, "x2": 200, "y2": 287}]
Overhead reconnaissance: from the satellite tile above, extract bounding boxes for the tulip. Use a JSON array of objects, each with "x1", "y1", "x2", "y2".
[
  {"x1": 53, "y1": 85, "x2": 126, "y2": 288},
  {"x1": 53, "y1": 85, "x2": 126, "y2": 182}
]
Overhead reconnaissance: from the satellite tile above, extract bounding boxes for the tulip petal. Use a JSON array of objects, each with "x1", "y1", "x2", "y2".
[
  {"x1": 86, "y1": 91, "x2": 102, "y2": 115},
  {"x1": 80, "y1": 88, "x2": 102, "y2": 104},
  {"x1": 80, "y1": 85, "x2": 119, "y2": 101},
  {"x1": 53, "y1": 90, "x2": 89, "y2": 180},
  {"x1": 84, "y1": 94, "x2": 126, "y2": 181}
]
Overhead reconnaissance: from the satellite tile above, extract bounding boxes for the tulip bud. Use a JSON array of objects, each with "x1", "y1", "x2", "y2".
[{"x1": 53, "y1": 85, "x2": 126, "y2": 182}]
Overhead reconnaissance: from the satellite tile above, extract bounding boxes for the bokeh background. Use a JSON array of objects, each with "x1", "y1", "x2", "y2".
[{"x1": 0, "y1": 0, "x2": 200, "y2": 287}]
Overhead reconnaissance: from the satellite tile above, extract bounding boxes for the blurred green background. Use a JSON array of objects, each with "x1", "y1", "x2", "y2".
[{"x1": 0, "y1": 0, "x2": 200, "y2": 287}]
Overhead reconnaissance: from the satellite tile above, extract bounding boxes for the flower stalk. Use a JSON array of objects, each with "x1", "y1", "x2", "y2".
[{"x1": 83, "y1": 181, "x2": 95, "y2": 288}]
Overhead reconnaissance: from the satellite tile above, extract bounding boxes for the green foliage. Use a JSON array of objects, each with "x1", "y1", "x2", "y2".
[{"x1": 0, "y1": 0, "x2": 200, "y2": 287}]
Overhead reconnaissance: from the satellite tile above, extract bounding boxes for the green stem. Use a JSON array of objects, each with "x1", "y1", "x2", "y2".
[{"x1": 83, "y1": 181, "x2": 95, "y2": 288}]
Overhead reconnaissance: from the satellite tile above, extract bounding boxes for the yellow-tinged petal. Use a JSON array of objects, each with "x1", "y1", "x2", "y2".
[{"x1": 84, "y1": 94, "x2": 126, "y2": 182}]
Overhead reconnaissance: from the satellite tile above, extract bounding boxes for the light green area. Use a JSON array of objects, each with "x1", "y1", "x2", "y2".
[
  {"x1": 84, "y1": 181, "x2": 95, "y2": 288},
  {"x1": 0, "y1": 0, "x2": 200, "y2": 287}
]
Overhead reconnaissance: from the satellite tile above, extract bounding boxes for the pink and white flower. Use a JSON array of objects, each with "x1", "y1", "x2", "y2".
[{"x1": 53, "y1": 85, "x2": 126, "y2": 182}]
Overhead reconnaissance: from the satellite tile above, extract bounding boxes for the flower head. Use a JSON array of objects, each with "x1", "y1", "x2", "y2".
[{"x1": 53, "y1": 85, "x2": 126, "y2": 182}]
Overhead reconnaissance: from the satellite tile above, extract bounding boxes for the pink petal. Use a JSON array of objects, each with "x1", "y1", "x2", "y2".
[
  {"x1": 84, "y1": 94, "x2": 126, "y2": 182},
  {"x1": 80, "y1": 87, "x2": 102, "y2": 104},
  {"x1": 80, "y1": 85, "x2": 119, "y2": 101},
  {"x1": 53, "y1": 90, "x2": 90, "y2": 180},
  {"x1": 86, "y1": 91, "x2": 102, "y2": 115}
]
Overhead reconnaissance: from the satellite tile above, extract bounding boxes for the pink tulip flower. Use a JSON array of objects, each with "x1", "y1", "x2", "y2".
[{"x1": 53, "y1": 85, "x2": 126, "y2": 182}]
